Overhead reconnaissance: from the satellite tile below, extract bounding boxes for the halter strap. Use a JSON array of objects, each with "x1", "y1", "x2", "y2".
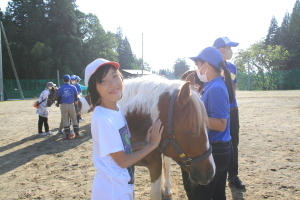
[{"x1": 159, "y1": 89, "x2": 212, "y2": 167}]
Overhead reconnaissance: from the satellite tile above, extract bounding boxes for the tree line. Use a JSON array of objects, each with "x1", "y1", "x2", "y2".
[
  {"x1": 2, "y1": 0, "x2": 300, "y2": 90},
  {"x1": 1, "y1": 0, "x2": 148, "y2": 80},
  {"x1": 233, "y1": 0, "x2": 300, "y2": 90},
  {"x1": 171, "y1": 0, "x2": 300, "y2": 90}
]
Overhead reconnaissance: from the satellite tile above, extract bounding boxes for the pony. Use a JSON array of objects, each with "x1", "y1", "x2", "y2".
[{"x1": 118, "y1": 75, "x2": 215, "y2": 200}]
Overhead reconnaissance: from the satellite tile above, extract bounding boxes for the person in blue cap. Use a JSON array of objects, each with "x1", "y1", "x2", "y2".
[
  {"x1": 75, "y1": 76, "x2": 88, "y2": 92},
  {"x1": 71, "y1": 75, "x2": 84, "y2": 123},
  {"x1": 213, "y1": 37, "x2": 245, "y2": 189},
  {"x1": 183, "y1": 47, "x2": 234, "y2": 199},
  {"x1": 56, "y1": 74, "x2": 82, "y2": 139}
]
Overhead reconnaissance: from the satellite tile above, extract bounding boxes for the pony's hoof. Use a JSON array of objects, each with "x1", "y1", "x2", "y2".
[{"x1": 162, "y1": 187, "x2": 172, "y2": 200}]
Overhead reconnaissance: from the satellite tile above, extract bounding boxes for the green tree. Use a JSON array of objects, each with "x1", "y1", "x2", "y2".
[
  {"x1": 173, "y1": 58, "x2": 190, "y2": 78},
  {"x1": 286, "y1": 0, "x2": 300, "y2": 70},
  {"x1": 76, "y1": 11, "x2": 118, "y2": 66},
  {"x1": 115, "y1": 27, "x2": 135, "y2": 69},
  {"x1": 47, "y1": 0, "x2": 84, "y2": 77},
  {"x1": 3, "y1": 0, "x2": 49, "y2": 79},
  {"x1": 265, "y1": 16, "x2": 279, "y2": 46},
  {"x1": 234, "y1": 40, "x2": 289, "y2": 90},
  {"x1": 277, "y1": 12, "x2": 290, "y2": 48}
]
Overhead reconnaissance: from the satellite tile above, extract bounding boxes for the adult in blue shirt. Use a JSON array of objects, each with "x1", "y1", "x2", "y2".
[
  {"x1": 56, "y1": 74, "x2": 81, "y2": 139},
  {"x1": 213, "y1": 37, "x2": 245, "y2": 189},
  {"x1": 184, "y1": 47, "x2": 234, "y2": 199}
]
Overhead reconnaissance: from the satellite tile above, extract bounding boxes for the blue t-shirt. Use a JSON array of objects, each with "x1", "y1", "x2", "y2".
[
  {"x1": 226, "y1": 61, "x2": 238, "y2": 108},
  {"x1": 78, "y1": 84, "x2": 87, "y2": 91},
  {"x1": 74, "y1": 84, "x2": 82, "y2": 94},
  {"x1": 201, "y1": 77, "x2": 231, "y2": 143},
  {"x1": 57, "y1": 83, "x2": 78, "y2": 104}
]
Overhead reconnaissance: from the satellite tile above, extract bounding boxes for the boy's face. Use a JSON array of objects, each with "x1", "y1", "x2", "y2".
[{"x1": 96, "y1": 67, "x2": 123, "y2": 105}]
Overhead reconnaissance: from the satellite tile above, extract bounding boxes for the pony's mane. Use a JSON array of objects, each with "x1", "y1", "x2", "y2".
[{"x1": 119, "y1": 75, "x2": 207, "y2": 133}]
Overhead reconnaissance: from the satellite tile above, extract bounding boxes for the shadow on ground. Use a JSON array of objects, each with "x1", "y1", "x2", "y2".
[{"x1": 0, "y1": 124, "x2": 92, "y2": 175}]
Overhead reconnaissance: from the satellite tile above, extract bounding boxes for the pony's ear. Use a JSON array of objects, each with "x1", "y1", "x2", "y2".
[
  {"x1": 178, "y1": 82, "x2": 190, "y2": 107},
  {"x1": 185, "y1": 73, "x2": 196, "y2": 85}
]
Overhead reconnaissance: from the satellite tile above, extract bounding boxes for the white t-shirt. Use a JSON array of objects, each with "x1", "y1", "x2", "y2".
[{"x1": 91, "y1": 105, "x2": 134, "y2": 200}]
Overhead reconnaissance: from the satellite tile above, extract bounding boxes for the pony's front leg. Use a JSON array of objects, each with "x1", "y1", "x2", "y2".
[
  {"x1": 162, "y1": 155, "x2": 173, "y2": 199},
  {"x1": 147, "y1": 154, "x2": 163, "y2": 200}
]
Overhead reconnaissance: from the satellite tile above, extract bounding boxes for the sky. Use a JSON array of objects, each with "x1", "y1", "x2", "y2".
[{"x1": 0, "y1": 0, "x2": 297, "y2": 72}]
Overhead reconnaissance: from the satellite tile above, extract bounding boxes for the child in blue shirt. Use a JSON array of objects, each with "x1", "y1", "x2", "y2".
[{"x1": 184, "y1": 47, "x2": 234, "y2": 199}]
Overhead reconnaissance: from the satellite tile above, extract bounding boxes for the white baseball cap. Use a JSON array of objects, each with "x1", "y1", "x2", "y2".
[{"x1": 84, "y1": 58, "x2": 120, "y2": 86}]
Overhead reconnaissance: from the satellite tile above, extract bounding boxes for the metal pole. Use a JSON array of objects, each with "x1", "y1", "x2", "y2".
[
  {"x1": 0, "y1": 19, "x2": 3, "y2": 101},
  {"x1": 142, "y1": 33, "x2": 144, "y2": 75},
  {"x1": 247, "y1": 62, "x2": 250, "y2": 91},
  {"x1": 57, "y1": 70, "x2": 60, "y2": 87},
  {"x1": 0, "y1": 21, "x2": 24, "y2": 99}
]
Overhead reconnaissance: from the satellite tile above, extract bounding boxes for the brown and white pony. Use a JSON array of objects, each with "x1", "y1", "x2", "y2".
[{"x1": 117, "y1": 75, "x2": 215, "y2": 200}]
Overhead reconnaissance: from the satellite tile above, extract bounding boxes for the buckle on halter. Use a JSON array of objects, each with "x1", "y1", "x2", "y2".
[{"x1": 182, "y1": 158, "x2": 193, "y2": 167}]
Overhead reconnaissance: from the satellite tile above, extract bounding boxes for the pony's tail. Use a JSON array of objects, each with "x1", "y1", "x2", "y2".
[{"x1": 220, "y1": 61, "x2": 234, "y2": 104}]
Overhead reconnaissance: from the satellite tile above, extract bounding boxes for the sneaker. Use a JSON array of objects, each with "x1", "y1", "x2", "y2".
[
  {"x1": 229, "y1": 176, "x2": 246, "y2": 189},
  {"x1": 45, "y1": 131, "x2": 53, "y2": 135},
  {"x1": 57, "y1": 130, "x2": 64, "y2": 134},
  {"x1": 64, "y1": 133, "x2": 72, "y2": 140},
  {"x1": 75, "y1": 134, "x2": 83, "y2": 138},
  {"x1": 39, "y1": 132, "x2": 47, "y2": 136},
  {"x1": 79, "y1": 119, "x2": 85, "y2": 123}
]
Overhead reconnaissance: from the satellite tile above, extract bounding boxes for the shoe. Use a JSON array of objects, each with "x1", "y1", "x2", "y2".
[
  {"x1": 39, "y1": 132, "x2": 47, "y2": 136},
  {"x1": 229, "y1": 176, "x2": 246, "y2": 189},
  {"x1": 45, "y1": 131, "x2": 53, "y2": 135},
  {"x1": 75, "y1": 133, "x2": 83, "y2": 138},
  {"x1": 79, "y1": 119, "x2": 85, "y2": 123},
  {"x1": 57, "y1": 130, "x2": 64, "y2": 134},
  {"x1": 64, "y1": 133, "x2": 72, "y2": 140}
]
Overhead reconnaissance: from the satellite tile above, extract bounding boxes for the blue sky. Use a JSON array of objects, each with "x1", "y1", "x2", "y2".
[{"x1": 0, "y1": 0, "x2": 297, "y2": 72}]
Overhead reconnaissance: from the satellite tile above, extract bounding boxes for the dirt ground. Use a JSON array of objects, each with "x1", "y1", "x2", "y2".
[{"x1": 0, "y1": 90, "x2": 299, "y2": 200}]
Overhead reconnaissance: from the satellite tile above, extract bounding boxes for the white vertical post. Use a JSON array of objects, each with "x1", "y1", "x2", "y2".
[
  {"x1": 142, "y1": 33, "x2": 144, "y2": 75},
  {"x1": 0, "y1": 19, "x2": 3, "y2": 101},
  {"x1": 57, "y1": 70, "x2": 60, "y2": 87}
]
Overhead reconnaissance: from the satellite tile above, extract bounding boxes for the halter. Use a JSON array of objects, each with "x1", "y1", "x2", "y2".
[{"x1": 159, "y1": 89, "x2": 212, "y2": 167}]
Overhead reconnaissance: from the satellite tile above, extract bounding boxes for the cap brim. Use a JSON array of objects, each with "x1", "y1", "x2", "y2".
[
  {"x1": 226, "y1": 42, "x2": 239, "y2": 47},
  {"x1": 188, "y1": 57, "x2": 197, "y2": 62},
  {"x1": 93, "y1": 61, "x2": 120, "y2": 74}
]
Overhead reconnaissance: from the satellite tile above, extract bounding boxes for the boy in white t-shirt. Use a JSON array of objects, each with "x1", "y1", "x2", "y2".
[{"x1": 84, "y1": 58, "x2": 164, "y2": 200}]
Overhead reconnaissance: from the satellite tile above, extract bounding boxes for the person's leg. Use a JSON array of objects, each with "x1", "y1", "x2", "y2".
[
  {"x1": 228, "y1": 109, "x2": 245, "y2": 189},
  {"x1": 38, "y1": 115, "x2": 43, "y2": 134},
  {"x1": 212, "y1": 143, "x2": 233, "y2": 200},
  {"x1": 190, "y1": 142, "x2": 232, "y2": 200},
  {"x1": 61, "y1": 104, "x2": 71, "y2": 139},
  {"x1": 57, "y1": 117, "x2": 64, "y2": 134},
  {"x1": 228, "y1": 109, "x2": 239, "y2": 177},
  {"x1": 44, "y1": 117, "x2": 49, "y2": 132},
  {"x1": 68, "y1": 104, "x2": 81, "y2": 138},
  {"x1": 181, "y1": 168, "x2": 194, "y2": 200}
]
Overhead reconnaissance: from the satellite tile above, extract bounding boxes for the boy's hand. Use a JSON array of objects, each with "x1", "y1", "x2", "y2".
[{"x1": 147, "y1": 119, "x2": 164, "y2": 148}]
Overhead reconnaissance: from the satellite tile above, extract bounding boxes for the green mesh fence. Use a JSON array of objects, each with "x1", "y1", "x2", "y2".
[
  {"x1": 237, "y1": 69, "x2": 300, "y2": 91},
  {"x1": 3, "y1": 79, "x2": 87, "y2": 100}
]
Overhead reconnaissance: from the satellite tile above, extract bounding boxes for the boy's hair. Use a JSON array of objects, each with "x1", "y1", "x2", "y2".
[{"x1": 88, "y1": 64, "x2": 123, "y2": 107}]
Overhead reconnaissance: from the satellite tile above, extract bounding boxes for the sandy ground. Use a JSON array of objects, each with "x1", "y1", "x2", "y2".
[{"x1": 0, "y1": 90, "x2": 299, "y2": 200}]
